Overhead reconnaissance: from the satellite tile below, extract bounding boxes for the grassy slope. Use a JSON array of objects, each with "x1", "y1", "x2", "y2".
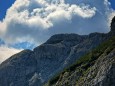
[{"x1": 45, "y1": 36, "x2": 115, "y2": 86}]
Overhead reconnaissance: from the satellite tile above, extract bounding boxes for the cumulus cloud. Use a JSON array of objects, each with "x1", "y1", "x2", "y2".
[
  {"x1": 107, "y1": 9, "x2": 115, "y2": 27},
  {"x1": 0, "y1": 21, "x2": 6, "y2": 36},
  {"x1": 0, "y1": 0, "x2": 97, "y2": 44},
  {"x1": 0, "y1": 0, "x2": 114, "y2": 45},
  {"x1": 0, "y1": 46, "x2": 22, "y2": 63},
  {"x1": 0, "y1": 0, "x2": 114, "y2": 63}
]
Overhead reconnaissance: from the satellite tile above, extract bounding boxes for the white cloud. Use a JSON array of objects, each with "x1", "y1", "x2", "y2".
[
  {"x1": 0, "y1": 0, "x2": 114, "y2": 46},
  {"x1": 0, "y1": 21, "x2": 6, "y2": 37},
  {"x1": 0, "y1": 46, "x2": 22, "y2": 63},
  {"x1": 107, "y1": 8, "x2": 115, "y2": 27},
  {"x1": 0, "y1": 0, "x2": 97, "y2": 45},
  {"x1": 0, "y1": 0, "x2": 114, "y2": 63}
]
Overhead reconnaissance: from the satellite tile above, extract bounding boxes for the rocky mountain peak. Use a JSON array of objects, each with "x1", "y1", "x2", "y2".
[
  {"x1": 111, "y1": 16, "x2": 115, "y2": 33},
  {"x1": 45, "y1": 34, "x2": 84, "y2": 44},
  {"x1": 0, "y1": 17, "x2": 115, "y2": 86}
]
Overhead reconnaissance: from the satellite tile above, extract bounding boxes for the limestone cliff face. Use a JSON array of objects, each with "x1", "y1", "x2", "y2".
[
  {"x1": 46, "y1": 37, "x2": 115, "y2": 86},
  {"x1": 0, "y1": 34, "x2": 108, "y2": 86},
  {"x1": 0, "y1": 50, "x2": 37, "y2": 86},
  {"x1": 0, "y1": 17, "x2": 115, "y2": 86}
]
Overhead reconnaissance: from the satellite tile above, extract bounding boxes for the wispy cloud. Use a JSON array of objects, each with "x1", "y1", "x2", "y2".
[{"x1": 0, "y1": 46, "x2": 22, "y2": 63}]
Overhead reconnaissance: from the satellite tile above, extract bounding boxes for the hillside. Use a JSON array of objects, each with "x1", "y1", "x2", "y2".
[
  {"x1": 46, "y1": 36, "x2": 115, "y2": 86},
  {"x1": 0, "y1": 33, "x2": 109, "y2": 86},
  {"x1": 0, "y1": 17, "x2": 114, "y2": 86}
]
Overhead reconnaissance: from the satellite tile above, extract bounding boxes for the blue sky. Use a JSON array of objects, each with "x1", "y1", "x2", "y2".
[
  {"x1": 0, "y1": 0, "x2": 115, "y2": 63},
  {"x1": 109, "y1": 0, "x2": 115, "y2": 9},
  {"x1": 0, "y1": 0, "x2": 15, "y2": 20}
]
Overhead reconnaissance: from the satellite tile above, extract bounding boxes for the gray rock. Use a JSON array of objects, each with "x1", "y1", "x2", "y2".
[{"x1": 0, "y1": 17, "x2": 115, "y2": 86}]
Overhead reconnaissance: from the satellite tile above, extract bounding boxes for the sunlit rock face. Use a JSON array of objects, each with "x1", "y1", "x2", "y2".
[{"x1": 0, "y1": 17, "x2": 115, "y2": 86}]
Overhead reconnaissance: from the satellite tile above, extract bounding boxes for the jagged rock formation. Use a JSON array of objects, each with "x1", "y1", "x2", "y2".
[
  {"x1": 111, "y1": 16, "x2": 115, "y2": 31},
  {"x1": 0, "y1": 17, "x2": 115, "y2": 86},
  {"x1": 46, "y1": 36, "x2": 115, "y2": 86},
  {"x1": 110, "y1": 16, "x2": 115, "y2": 35}
]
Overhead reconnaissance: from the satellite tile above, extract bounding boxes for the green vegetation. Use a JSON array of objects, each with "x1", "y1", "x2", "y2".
[
  {"x1": 46, "y1": 36, "x2": 115, "y2": 86},
  {"x1": 47, "y1": 73, "x2": 61, "y2": 85}
]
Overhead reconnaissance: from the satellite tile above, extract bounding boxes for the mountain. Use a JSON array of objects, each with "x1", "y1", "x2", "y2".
[
  {"x1": 0, "y1": 17, "x2": 115, "y2": 86},
  {"x1": 46, "y1": 36, "x2": 115, "y2": 86}
]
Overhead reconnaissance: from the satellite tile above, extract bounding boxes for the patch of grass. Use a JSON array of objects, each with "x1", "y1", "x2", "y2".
[{"x1": 46, "y1": 36, "x2": 115, "y2": 86}]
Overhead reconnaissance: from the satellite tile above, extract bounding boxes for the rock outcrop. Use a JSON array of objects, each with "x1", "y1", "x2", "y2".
[
  {"x1": 110, "y1": 16, "x2": 115, "y2": 35},
  {"x1": 0, "y1": 17, "x2": 115, "y2": 86},
  {"x1": 46, "y1": 36, "x2": 115, "y2": 86}
]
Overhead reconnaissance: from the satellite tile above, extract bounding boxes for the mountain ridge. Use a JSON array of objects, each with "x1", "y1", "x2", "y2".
[
  {"x1": 46, "y1": 36, "x2": 115, "y2": 86},
  {"x1": 0, "y1": 17, "x2": 115, "y2": 86}
]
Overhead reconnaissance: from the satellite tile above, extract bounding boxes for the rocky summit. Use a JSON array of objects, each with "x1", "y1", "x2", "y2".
[{"x1": 0, "y1": 17, "x2": 115, "y2": 86}]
